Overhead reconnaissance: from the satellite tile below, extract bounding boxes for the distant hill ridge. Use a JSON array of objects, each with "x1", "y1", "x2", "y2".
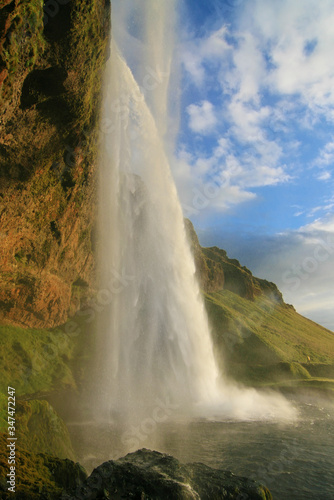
[
  {"x1": 185, "y1": 219, "x2": 334, "y2": 391},
  {"x1": 185, "y1": 219, "x2": 286, "y2": 304}
]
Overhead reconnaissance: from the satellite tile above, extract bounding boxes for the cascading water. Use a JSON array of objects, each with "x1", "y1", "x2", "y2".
[
  {"x1": 97, "y1": 0, "x2": 220, "y2": 425},
  {"x1": 90, "y1": 1, "x2": 296, "y2": 451}
]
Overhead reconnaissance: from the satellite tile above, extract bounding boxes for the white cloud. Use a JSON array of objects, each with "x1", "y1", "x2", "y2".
[
  {"x1": 300, "y1": 213, "x2": 334, "y2": 234},
  {"x1": 180, "y1": 0, "x2": 334, "y2": 194},
  {"x1": 178, "y1": 1, "x2": 334, "y2": 332},
  {"x1": 187, "y1": 100, "x2": 217, "y2": 134},
  {"x1": 263, "y1": 215, "x2": 334, "y2": 329},
  {"x1": 182, "y1": 25, "x2": 231, "y2": 86},
  {"x1": 313, "y1": 139, "x2": 334, "y2": 167},
  {"x1": 203, "y1": 213, "x2": 334, "y2": 331},
  {"x1": 247, "y1": 0, "x2": 334, "y2": 120},
  {"x1": 223, "y1": 32, "x2": 266, "y2": 102},
  {"x1": 172, "y1": 136, "x2": 290, "y2": 219},
  {"x1": 180, "y1": 6, "x2": 299, "y2": 204},
  {"x1": 317, "y1": 171, "x2": 331, "y2": 181}
]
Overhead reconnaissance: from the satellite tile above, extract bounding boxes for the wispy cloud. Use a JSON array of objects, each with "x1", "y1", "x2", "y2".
[
  {"x1": 187, "y1": 100, "x2": 217, "y2": 134},
  {"x1": 176, "y1": 0, "x2": 334, "y2": 331},
  {"x1": 201, "y1": 213, "x2": 334, "y2": 330},
  {"x1": 178, "y1": 0, "x2": 334, "y2": 218},
  {"x1": 181, "y1": 25, "x2": 231, "y2": 86},
  {"x1": 313, "y1": 139, "x2": 334, "y2": 166}
]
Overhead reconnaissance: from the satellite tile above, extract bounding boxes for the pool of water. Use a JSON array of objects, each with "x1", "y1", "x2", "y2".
[{"x1": 69, "y1": 394, "x2": 334, "y2": 500}]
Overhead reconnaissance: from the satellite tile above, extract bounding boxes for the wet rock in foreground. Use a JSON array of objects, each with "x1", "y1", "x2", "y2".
[{"x1": 72, "y1": 448, "x2": 272, "y2": 500}]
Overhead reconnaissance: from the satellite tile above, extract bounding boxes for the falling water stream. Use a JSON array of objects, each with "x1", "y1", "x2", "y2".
[
  {"x1": 94, "y1": 0, "x2": 296, "y2": 429},
  {"x1": 97, "y1": 0, "x2": 220, "y2": 426}
]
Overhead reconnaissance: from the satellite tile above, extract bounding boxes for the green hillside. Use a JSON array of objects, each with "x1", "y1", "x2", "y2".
[
  {"x1": 184, "y1": 218, "x2": 334, "y2": 392},
  {"x1": 204, "y1": 266, "x2": 334, "y2": 392},
  {"x1": 206, "y1": 290, "x2": 334, "y2": 365}
]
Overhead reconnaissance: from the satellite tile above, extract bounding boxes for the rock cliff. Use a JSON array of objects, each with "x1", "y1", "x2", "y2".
[
  {"x1": 185, "y1": 219, "x2": 284, "y2": 303},
  {"x1": 0, "y1": 0, "x2": 110, "y2": 328}
]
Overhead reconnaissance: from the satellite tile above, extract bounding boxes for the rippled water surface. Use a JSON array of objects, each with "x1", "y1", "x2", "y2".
[{"x1": 70, "y1": 395, "x2": 334, "y2": 500}]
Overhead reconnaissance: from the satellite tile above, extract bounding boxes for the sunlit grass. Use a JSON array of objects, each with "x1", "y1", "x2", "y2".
[{"x1": 205, "y1": 289, "x2": 334, "y2": 389}]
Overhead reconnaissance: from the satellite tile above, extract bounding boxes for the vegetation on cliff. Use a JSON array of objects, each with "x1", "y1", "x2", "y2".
[
  {"x1": 185, "y1": 220, "x2": 334, "y2": 391},
  {"x1": 0, "y1": 0, "x2": 111, "y2": 480},
  {"x1": 0, "y1": 433, "x2": 86, "y2": 499},
  {"x1": 0, "y1": 0, "x2": 110, "y2": 329}
]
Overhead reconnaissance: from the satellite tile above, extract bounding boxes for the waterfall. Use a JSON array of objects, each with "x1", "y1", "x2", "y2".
[
  {"x1": 97, "y1": 0, "x2": 220, "y2": 425},
  {"x1": 91, "y1": 1, "x2": 296, "y2": 442}
]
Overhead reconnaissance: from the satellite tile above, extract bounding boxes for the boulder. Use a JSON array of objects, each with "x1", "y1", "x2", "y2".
[{"x1": 73, "y1": 448, "x2": 272, "y2": 500}]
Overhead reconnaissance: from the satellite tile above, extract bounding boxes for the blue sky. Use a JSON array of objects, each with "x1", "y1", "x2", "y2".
[
  {"x1": 111, "y1": 0, "x2": 334, "y2": 331},
  {"x1": 169, "y1": 0, "x2": 334, "y2": 330}
]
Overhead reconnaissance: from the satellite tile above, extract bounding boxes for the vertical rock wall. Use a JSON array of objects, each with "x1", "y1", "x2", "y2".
[{"x1": 0, "y1": 0, "x2": 110, "y2": 327}]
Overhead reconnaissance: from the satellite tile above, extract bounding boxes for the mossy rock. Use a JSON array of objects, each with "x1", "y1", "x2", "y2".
[
  {"x1": 0, "y1": 394, "x2": 75, "y2": 459},
  {"x1": 0, "y1": 433, "x2": 87, "y2": 499},
  {"x1": 0, "y1": 324, "x2": 76, "y2": 396},
  {"x1": 0, "y1": 0, "x2": 110, "y2": 328}
]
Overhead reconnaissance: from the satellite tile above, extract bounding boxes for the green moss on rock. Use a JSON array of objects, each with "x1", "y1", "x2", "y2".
[
  {"x1": 0, "y1": 324, "x2": 76, "y2": 396},
  {"x1": 0, "y1": 433, "x2": 87, "y2": 499},
  {"x1": 0, "y1": 0, "x2": 110, "y2": 328}
]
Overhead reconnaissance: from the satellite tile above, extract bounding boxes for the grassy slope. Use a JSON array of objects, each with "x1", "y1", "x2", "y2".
[
  {"x1": 0, "y1": 324, "x2": 76, "y2": 396},
  {"x1": 0, "y1": 323, "x2": 78, "y2": 459},
  {"x1": 205, "y1": 290, "x2": 334, "y2": 390}
]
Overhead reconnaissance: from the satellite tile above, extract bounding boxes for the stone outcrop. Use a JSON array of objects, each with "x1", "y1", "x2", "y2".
[
  {"x1": 0, "y1": 0, "x2": 110, "y2": 327},
  {"x1": 0, "y1": 446, "x2": 273, "y2": 499},
  {"x1": 185, "y1": 219, "x2": 285, "y2": 304},
  {"x1": 185, "y1": 219, "x2": 225, "y2": 293},
  {"x1": 0, "y1": 432, "x2": 87, "y2": 499},
  {"x1": 71, "y1": 449, "x2": 272, "y2": 500}
]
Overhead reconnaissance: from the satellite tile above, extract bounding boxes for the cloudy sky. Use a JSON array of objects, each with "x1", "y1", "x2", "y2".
[
  {"x1": 166, "y1": 0, "x2": 334, "y2": 331},
  {"x1": 112, "y1": 0, "x2": 334, "y2": 331}
]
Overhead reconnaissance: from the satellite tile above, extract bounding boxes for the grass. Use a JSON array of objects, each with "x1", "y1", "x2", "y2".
[
  {"x1": 205, "y1": 289, "x2": 334, "y2": 389},
  {"x1": 0, "y1": 321, "x2": 84, "y2": 459},
  {"x1": 0, "y1": 398, "x2": 75, "y2": 459},
  {"x1": 0, "y1": 324, "x2": 76, "y2": 396},
  {"x1": 206, "y1": 290, "x2": 334, "y2": 364}
]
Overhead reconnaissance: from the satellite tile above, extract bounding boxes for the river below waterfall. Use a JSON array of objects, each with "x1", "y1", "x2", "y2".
[{"x1": 68, "y1": 393, "x2": 334, "y2": 500}]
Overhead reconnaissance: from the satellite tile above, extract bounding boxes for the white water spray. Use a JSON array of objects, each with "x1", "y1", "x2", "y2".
[
  {"x1": 97, "y1": 0, "x2": 220, "y2": 424},
  {"x1": 96, "y1": 0, "x2": 296, "y2": 430}
]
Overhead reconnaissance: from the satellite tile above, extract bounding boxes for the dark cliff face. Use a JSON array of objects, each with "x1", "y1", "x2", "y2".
[
  {"x1": 184, "y1": 219, "x2": 225, "y2": 293},
  {"x1": 0, "y1": 0, "x2": 110, "y2": 328},
  {"x1": 185, "y1": 218, "x2": 285, "y2": 304}
]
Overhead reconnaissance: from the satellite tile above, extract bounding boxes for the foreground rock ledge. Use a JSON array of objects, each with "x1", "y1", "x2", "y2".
[{"x1": 69, "y1": 448, "x2": 272, "y2": 500}]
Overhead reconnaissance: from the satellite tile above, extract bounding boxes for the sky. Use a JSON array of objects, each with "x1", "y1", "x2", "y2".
[
  {"x1": 167, "y1": 0, "x2": 334, "y2": 331},
  {"x1": 111, "y1": 0, "x2": 334, "y2": 332}
]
